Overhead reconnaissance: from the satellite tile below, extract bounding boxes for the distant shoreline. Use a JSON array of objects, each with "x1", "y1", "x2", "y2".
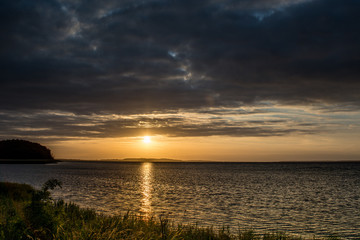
[
  {"x1": 56, "y1": 158, "x2": 360, "y2": 164},
  {"x1": 2, "y1": 158, "x2": 360, "y2": 164}
]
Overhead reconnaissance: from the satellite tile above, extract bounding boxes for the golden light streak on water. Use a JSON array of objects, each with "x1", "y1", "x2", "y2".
[{"x1": 140, "y1": 162, "x2": 152, "y2": 217}]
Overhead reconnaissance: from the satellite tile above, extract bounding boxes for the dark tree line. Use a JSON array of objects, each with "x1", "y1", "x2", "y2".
[{"x1": 0, "y1": 139, "x2": 54, "y2": 160}]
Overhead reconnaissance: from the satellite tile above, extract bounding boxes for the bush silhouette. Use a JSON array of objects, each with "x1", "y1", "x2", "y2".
[
  {"x1": 24, "y1": 179, "x2": 62, "y2": 239},
  {"x1": 0, "y1": 139, "x2": 54, "y2": 159}
]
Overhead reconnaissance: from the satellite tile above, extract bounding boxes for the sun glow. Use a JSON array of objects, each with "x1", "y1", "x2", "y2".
[{"x1": 143, "y1": 136, "x2": 151, "y2": 143}]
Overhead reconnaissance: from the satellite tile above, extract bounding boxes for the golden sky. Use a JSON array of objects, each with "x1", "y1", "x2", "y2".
[
  {"x1": 47, "y1": 132, "x2": 360, "y2": 161},
  {"x1": 45, "y1": 104, "x2": 360, "y2": 161}
]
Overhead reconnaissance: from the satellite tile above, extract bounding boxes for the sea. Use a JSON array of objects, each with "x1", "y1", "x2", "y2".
[{"x1": 1, "y1": 161, "x2": 359, "y2": 239}]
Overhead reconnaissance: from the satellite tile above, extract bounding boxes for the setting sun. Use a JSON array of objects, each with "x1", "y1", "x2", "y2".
[{"x1": 143, "y1": 136, "x2": 151, "y2": 144}]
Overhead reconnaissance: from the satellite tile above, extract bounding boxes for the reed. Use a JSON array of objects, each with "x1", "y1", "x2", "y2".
[{"x1": 0, "y1": 181, "x2": 342, "y2": 240}]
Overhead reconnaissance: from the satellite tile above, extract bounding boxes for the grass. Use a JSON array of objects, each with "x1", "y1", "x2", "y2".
[{"x1": 0, "y1": 180, "x2": 343, "y2": 240}]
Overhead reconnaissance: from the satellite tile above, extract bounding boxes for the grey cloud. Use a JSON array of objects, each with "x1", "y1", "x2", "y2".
[
  {"x1": 1, "y1": 0, "x2": 359, "y2": 114},
  {"x1": 0, "y1": 110, "x2": 319, "y2": 140},
  {"x1": 0, "y1": 0, "x2": 359, "y2": 139}
]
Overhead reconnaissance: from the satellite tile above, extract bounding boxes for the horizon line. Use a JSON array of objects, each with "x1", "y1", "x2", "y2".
[{"x1": 57, "y1": 158, "x2": 360, "y2": 163}]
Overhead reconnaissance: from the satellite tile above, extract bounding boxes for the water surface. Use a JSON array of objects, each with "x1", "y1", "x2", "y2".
[{"x1": 1, "y1": 161, "x2": 359, "y2": 238}]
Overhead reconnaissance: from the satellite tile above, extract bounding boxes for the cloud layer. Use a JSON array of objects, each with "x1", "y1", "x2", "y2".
[{"x1": 0, "y1": 0, "x2": 359, "y2": 139}]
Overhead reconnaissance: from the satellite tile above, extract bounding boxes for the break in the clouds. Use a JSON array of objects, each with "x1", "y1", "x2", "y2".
[{"x1": 0, "y1": 0, "x2": 359, "y2": 139}]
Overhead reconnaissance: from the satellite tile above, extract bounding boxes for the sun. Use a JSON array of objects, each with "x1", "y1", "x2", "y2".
[{"x1": 143, "y1": 136, "x2": 151, "y2": 143}]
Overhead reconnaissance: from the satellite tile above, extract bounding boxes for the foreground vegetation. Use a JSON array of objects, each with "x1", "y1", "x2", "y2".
[{"x1": 0, "y1": 181, "x2": 342, "y2": 240}]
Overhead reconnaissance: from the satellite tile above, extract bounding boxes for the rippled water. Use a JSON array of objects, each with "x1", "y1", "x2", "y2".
[{"x1": 1, "y1": 161, "x2": 359, "y2": 238}]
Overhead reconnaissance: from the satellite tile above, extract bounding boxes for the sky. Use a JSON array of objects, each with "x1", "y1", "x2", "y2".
[{"x1": 0, "y1": 0, "x2": 359, "y2": 161}]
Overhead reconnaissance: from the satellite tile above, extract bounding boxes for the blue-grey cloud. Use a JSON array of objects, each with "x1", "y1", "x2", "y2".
[{"x1": 0, "y1": 0, "x2": 359, "y2": 138}]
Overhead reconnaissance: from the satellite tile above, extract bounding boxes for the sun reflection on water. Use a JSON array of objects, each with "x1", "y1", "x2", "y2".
[{"x1": 140, "y1": 162, "x2": 152, "y2": 217}]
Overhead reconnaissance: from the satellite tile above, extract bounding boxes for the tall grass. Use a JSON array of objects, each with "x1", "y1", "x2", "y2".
[{"x1": 0, "y1": 180, "x2": 342, "y2": 240}]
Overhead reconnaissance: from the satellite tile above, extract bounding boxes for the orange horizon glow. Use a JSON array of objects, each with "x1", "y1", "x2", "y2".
[{"x1": 45, "y1": 130, "x2": 360, "y2": 162}]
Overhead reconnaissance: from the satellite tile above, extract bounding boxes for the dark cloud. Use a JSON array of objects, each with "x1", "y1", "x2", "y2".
[
  {"x1": 0, "y1": 0, "x2": 359, "y2": 138},
  {"x1": 0, "y1": 110, "x2": 318, "y2": 140}
]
